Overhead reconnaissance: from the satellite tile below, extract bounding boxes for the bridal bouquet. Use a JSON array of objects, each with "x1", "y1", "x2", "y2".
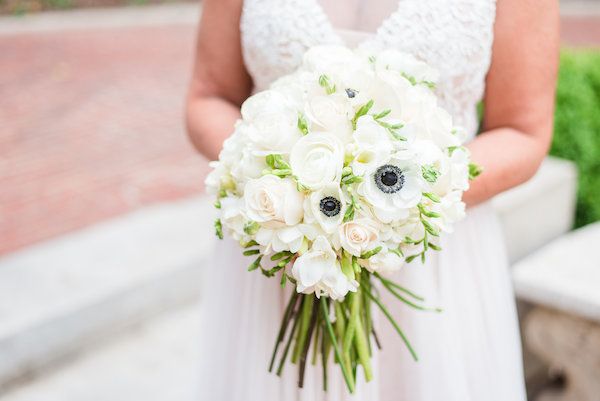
[{"x1": 206, "y1": 45, "x2": 481, "y2": 393}]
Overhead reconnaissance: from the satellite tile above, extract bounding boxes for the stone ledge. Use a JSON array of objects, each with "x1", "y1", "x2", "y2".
[
  {"x1": 493, "y1": 157, "x2": 578, "y2": 263},
  {"x1": 0, "y1": 196, "x2": 215, "y2": 392},
  {"x1": 513, "y1": 222, "x2": 600, "y2": 324}
]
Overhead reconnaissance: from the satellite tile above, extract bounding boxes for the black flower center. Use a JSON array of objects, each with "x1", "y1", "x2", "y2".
[
  {"x1": 319, "y1": 196, "x2": 341, "y2": 217},
  {"x1": 345, "y1": 88, "x2": 358, "y2": 98},
  {"x1": 374, "y1": 165, "x2": 405, "y2": 194}
]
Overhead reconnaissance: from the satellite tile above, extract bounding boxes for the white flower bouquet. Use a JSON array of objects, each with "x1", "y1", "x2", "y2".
[{"x1": 206, "y1": 45, "x2": 481, "y2": 393}]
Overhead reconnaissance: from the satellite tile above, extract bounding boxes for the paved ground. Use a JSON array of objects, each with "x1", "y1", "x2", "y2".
[
  {"x1": 0, "y1": 3, "x2": 599, "y2": 256},
  {"x1": 0, "y1": 5, "x2": 206, "y2": 255},
  {"x1": 0, "y1": 302, "x2": 202, "y2": 401}
]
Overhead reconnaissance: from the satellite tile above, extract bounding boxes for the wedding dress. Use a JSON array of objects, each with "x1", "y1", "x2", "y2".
[{"x1": 199, "y1": 1, "x2": 527, "y2": 400}]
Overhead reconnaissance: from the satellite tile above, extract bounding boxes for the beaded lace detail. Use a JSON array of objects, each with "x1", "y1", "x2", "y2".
[{"x1": 240, "y1": 0, "x2": 496, "y2": 138}]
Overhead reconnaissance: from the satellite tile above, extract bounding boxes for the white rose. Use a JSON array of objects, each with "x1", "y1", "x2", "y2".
[
  {"x1": 304, "y1": 94, "x2": 353, "y2": 142},
  {"x1": 337, "y1": 218, "x2": 380, "y2": 257},
  {"x1": 365, "y1": 250, "x2": 404, "y2": 276},
  {"x1": 290, "y1": 132, "x2": 344, "y2": 189},
  {"x1": 358, "y1": 158, "x2": 422, "y2": 223},
  {"x1": 304, "y1": 183, "x2": 346, "y2": 234},
  {"x1": 403, "y1": 96, "x2": 460, "y2": 149},
  {"x1": 292, "y1": 236, "x2": 357, "y2": 300},
  {"x1": 244, "y1": 175, "x2": 304, "y2": 226}
]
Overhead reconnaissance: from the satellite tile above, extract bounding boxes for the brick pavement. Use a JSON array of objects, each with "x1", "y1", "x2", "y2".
[
  {"x1": 0, "y1": 5, "x2": 598, "y2": 256},
  {"x1": 0, "y1": 24, "x2": 207, "y2": 255}
]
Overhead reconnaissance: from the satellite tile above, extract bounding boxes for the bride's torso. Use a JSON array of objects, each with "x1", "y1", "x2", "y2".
[{"x1": 240, "y1": 0, "x2": 497, "y2": 138}]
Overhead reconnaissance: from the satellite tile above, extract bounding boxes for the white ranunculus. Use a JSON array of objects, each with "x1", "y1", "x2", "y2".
[
  {"x1": 219, "y1": 196, "x2": 247, "y2": 241},
  {"x1": 231, "y1": 146, "x2": 266, "y2": 183},
  {"x1": 449, "y1": 147, "x2": 471, "y2": 191},
  {"x1": 336, "y1": 218, "x2": 380, "y2": 257},
  {"x1": 350, "y1": 116, "x2": 393, "y2": 175},
  {"x1": 247, "y1": 112, "x2": 301, "y2": 155},
  {"x1": 304, "y1": 94, "x2": 353, "y2": 141},
  {"x1": 302, "y1": 46, "x2": 358, "y2": 76},
  {"x1": 290, "y1": 132, "x2": 344, "y2": 189},
  {"x1": 364, "y1": 249, "x2": 404, "y2": 276},
  {"x1": 375, "y1": 50, "x2": 439, "y2": 84},
  {"x1": 256, "y1": 225, "x2": 305, "y2": 253},
  {"x1": 305, "y1": 183, "x2": 346, "y2": 234},
  {"x1": 404, "y1": 98, "x2": 460, "y2": 149},
  {"x1": 432, "y1": 190, "x2": 466, "y2": 233},
  {"x1": 358, "y1": 158, "x2": 423, "y2": 223},
  {"x1": 241, "y1": 90, "x2": 290, "y2": 122},
  {"x1": 379, "y1": 210, "x2": 423, "y2": 244},
  {"x1": 292, "y1": 236, "x2": 358, "y2": 300},
  {"x1": 244, "y1": 175, "x2": 304, "y2": 227}
]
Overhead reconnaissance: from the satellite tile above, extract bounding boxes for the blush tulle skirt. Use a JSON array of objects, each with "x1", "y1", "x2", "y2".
[{"x1": 197, "y1": 201, "x2": 527, "y2": 401}]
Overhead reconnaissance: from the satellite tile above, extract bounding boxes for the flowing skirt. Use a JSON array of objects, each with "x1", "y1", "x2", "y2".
[{"x1": 197, "y1": 201, "x2": 527, "y2": 401}]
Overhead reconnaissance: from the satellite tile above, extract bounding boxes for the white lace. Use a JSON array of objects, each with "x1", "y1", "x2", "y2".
[{"x1": 240, "y1": 0, "x2": 496, "y2": 139}]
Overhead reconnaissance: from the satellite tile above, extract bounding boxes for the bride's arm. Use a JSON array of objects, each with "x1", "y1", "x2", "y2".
[
  {"x1": 464, "y1": 0, "x2": 559, "y2": 206},
  {"x1": 185, "y1": 0, "x2": 252, "y2": 160}
]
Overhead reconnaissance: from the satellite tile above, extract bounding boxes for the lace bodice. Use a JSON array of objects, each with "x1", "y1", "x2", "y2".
[{"x1": 240, "y1": 0, "x2": 496, "y2": 138}]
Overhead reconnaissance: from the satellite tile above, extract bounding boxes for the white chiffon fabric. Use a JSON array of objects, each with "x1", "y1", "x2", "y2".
[{"x1": 198, "y1": 1, "x2": 527, "y2": 400}]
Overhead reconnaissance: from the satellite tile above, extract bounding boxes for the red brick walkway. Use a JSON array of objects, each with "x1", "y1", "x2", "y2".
[
  {"x1": 0, "y1": 25, "x2": 207, "y2": 255},
  {"x1": 0, "y1": 11, "x2": 598, "y2": 256}
]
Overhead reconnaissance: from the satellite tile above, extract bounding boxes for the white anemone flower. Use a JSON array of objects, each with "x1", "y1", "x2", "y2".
[{"x1": 358, "y1": 158, "x2": 423, "y2": 223}]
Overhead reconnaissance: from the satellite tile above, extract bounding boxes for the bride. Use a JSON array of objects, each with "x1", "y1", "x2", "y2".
[{"x1": 186, "y1": 0, "x2": 558, "y2": 400}]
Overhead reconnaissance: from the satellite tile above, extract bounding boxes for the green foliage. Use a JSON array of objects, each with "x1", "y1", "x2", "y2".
[{"x1": 552, "y1": 50, "x2": 600, "y2": 227}]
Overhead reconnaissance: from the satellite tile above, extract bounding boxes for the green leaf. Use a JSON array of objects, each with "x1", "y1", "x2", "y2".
[
  {"x1": 318, "y1": 74, "x2": 336, "y2": 94},
  {"x1": 421, "y1": 164, "x2": 440, "y2": 183},
  {"x1": 247, "y1": 255, "x2": 262, "y2": 271},
  {"x1": 373, "y1": 109, "x2": 391, "y2": 120},
  {"x1": 352, "y1": 100, "x2": 374, "y2": 128},
  {"x1": 244, "y1": 221, "x2": 260, "y2": 235},
  {"x1": 360, "y1": 246, "x2": 382, "y2": 259},
  {"x1": 468, "y1": 162, "x2": 483, "y2": 180},
  {"x1": 405, "y1": 254, "x2": 420, "y2": 263},
  {"x1": 421, "y1": 219, "x2": 440, "y2": 237},
  {"x1": 243, "y1": 249, "x2": 260, "y2": 256},
  {"x1": 297, "y1": 113, "x2": 309, "y2": 135},
  {"x1": 422, "y1": 192, "x2": 441, "y2": 203},
  {"x1": 214, "y1": 219, "x2": 223, "y2": 239},
  {"x1": 213, "y1": 200, "x2": 221, "y2": 209}
]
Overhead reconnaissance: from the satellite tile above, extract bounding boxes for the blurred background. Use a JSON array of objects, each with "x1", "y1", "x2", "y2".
[{"x1": 0, "y1": 1, "x2": 599, "y2": 400}]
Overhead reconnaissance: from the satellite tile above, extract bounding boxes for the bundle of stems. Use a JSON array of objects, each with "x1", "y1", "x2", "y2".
[{"x1": 269, "y1": 269, "x2": 439, "y2": 393}]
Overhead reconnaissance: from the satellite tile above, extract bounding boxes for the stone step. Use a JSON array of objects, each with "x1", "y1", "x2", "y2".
[
  {"x1": 0, "y1": 302, "x2": 202, "y2": 401},
  {"x1": 0, "y1": 196, "x2": 215, "y2": 393}
]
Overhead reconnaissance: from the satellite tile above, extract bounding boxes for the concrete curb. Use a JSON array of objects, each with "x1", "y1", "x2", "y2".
[{"x1": 0, "y1": 196, "x2": 215, "y2": 394}]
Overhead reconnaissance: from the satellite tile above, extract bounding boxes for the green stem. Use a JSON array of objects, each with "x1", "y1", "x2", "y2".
[
  {"x1": 364, "y1": 287, "x2": 419, "y2": 361},
  {"x1": 320, "y1": 298, "x2": 355, "y2": 393},
  {"x1": 276, "y1": 303, "x2": 302, "y2": 376},
  {"x1": 269, "y1": 292, "x2": 299, "y2": 372},
  {"x1": 342, "y1": 294, "x2": 357, "y2": 376},
  {"x1": 298, "y1": 299, "x2": 319, "y2": 388},
  {"x1": 292, "y1": 295, "x2": 314, "y2": 364},
  {"x1": 352, "y1": 290, "x2": 373, "y2": 381},
  {"x1": 379, "y1": 279, "x2": 440, "y2": 312},
  {"x1": 374, "y1": 273, "x2": 425, "y2": 302}
]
